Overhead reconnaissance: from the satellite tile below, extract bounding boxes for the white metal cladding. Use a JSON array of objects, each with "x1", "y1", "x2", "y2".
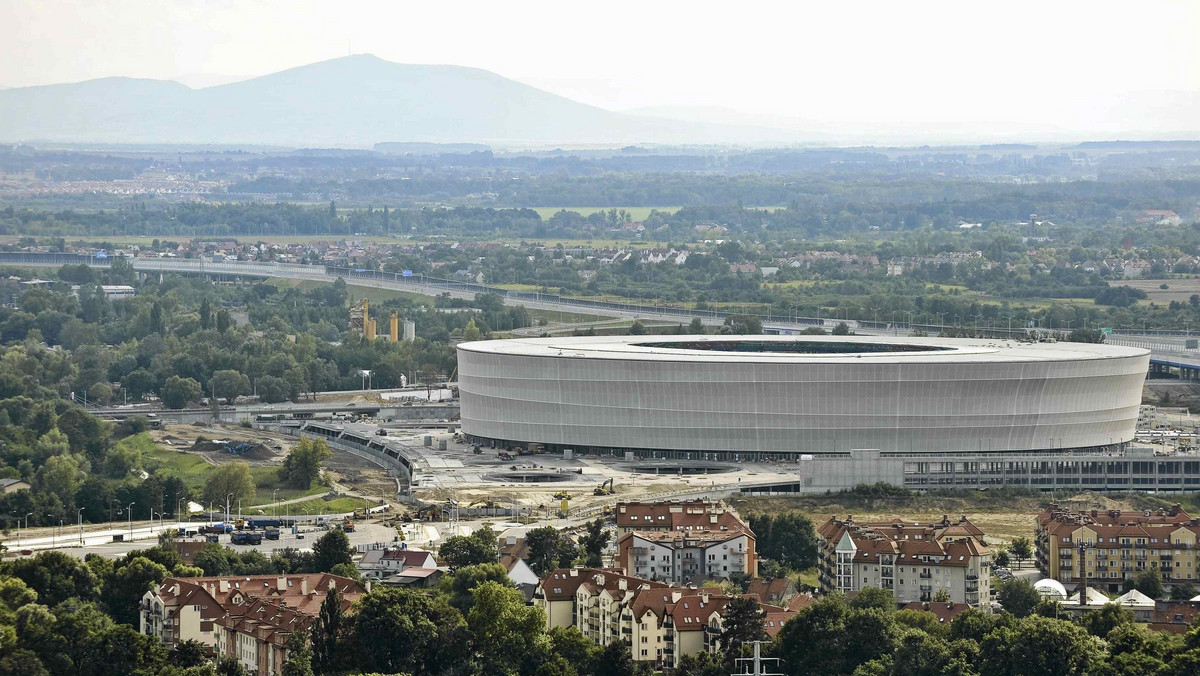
[{"x1": 456, "y1": 335, "x2": 1150, "y2": 454}]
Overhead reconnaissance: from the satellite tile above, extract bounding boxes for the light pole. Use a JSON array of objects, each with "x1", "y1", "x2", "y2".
[
  {"x1": 126, "y1": 502, "x2": 136, "y2": 541},
  {"x1": 870, "y1": 307, "x2": 881, "y2": 328},
  {"x1": 19, "y1": 512, "x2": 32, "y2": 548},
  {"x1": 226, "y1": 493, "x2": 233, "y2": 523},
  {"x1": 273, "y1": 489, "x2": 279, "y2": 519},
  {"x1": 177, "y1": 497, "x2": 186, "y2": 529},
  {"x1": 77, "y1": 507, "x2": 85, "y2": 545},
  {"x1": 48, "y1": 514, "x2": 56, "y2": 548}
]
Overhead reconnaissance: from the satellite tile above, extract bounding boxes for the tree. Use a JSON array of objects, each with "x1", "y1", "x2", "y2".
[
  {"x1": 850, "y1": 587, "x2": 895, "y2": 612},
  {"x1": 719, "y1": 595, "x2": 765, "y2": 653},
  {"x1": 160, "y1": 375, "x2": 202, "y2": 409},
  {"x1": 1009, "y1": 537, "x2": 1032, "y2": 569},
  {"x1": 281, "y1": 631, "x2": 313, "y2": 676},
  {"x1": 721, "y1": 314, "x2": 762, "y2": 335},
  {"x1": 1081, "y1": 602, "x2": 1133, "y2": 637},
  {"x1": 4, "y1": 550, "x2": 101, "y2": 607},
  {"x1": 578, "y1": 519, "x2": 611, "y2": 568},
  {"x1": 439, "y1": 533, "x2": 497, "y2": 572},
  {"x1": 199, "y1": 298, "x2": 212, "y2": 330},
  {"x1": 208, "y1": 370, "x2": 250, "y2": 404},
  {"x1": 933, "y1": 587, "x2": 952, "y2": 603},
  {"x1": 688, "y1": 317, "x2": 704, "y2": 334},
  {"x1": 993, "y1": 549, "x2": 1010, "y2": 568},
  {"x1": 216, "y1": 308, "x2": 231, "y2": 333},
  {"x1": 279, "y1": 438, "x2": 331, "y2": 489},
  {"x1": 979, "y1": 615, "x2": 1103, "y2": 676},
  {"x1": 463, "y1": 319, "x2": 482, "y2": 342},
  {"x1": 997, "y1": 578, "x2": 1040, "y2": 618},
  {"x1": 87, "y1": 382, "x2": 113, "y2": 406},
  {"x1": 310, "y1": 586, "x2": 343, "y2": 676},
  {"x1": 1170, "y1": 581, "x2": 1197, "y2": 600},
  {"x1": 749, "y1": 512, "x2": 818, "y2": 571},
  {"x1": 526, "y1": 525, "x2": 573, "y2": 577},
  {"x1": 256, "y1": 375, "x2": 291, "y2": 404},
  {"x1": 201, "y1": 461, "x2": 256, "y2": 508},
  {"x1": 832, "y1": 321, "x2": 852, "y2": 335},
  {"x1": 345, "y1": 587, "x2": 466, "y2": 676},
  {"x1": 441, "y1": 563, "x2": 512, "y2": 613},
  {"x1": 467, "y1": 581, "x2": 547, "y2": 676},
  {"x1": 1132, "y1": 569, "x2": 1164, "y2": 599},
  {"x1": 102, "y1": 556, "x2": 169, "y2": 625},
  {"x1": 628, "y1": 320, "x2": 647, "y2": 335},
  {"x1": 312, "y1": 528, "x2": 354, "y2": 573}
]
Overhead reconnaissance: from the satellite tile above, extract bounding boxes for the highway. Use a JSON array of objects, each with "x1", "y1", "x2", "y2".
[{"x1": 7, "y1": 253, "x2": 1200, "y2": 366}]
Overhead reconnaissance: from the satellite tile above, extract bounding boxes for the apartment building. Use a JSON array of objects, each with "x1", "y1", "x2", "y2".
[
  {"x1": 1035, "y1": 504, "x2": 1200, "y2": 594},
  {"x1": 139, "y1": 573, "x2": 366, "y2": 669},
  {"x1": 614, "y1": 500, "x2": 743, "y2": 538},
  {"x1": 534, "y1": 567, "x2": 794, "y2": 670},
  {"x1": 817, "y1": 515, "x2": 991, "y2": 607},
  {"x1": 613, "y1": 500, "x2": 757, "y2": 583},
  {"x1": 615, "y1": 529, "x2": 755, "y2": 584}
]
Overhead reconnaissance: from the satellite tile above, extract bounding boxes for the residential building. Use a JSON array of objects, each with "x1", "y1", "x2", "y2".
[
  {"x1": 1035, "y1": 504, "x2": 1200, "y2": 593},
  {"x1": 900, "y1": 601, "x2": 972, "y2": 624},
  {"x1": 1149, "y1": 600, "x2": 1200, "y2": 633},
  {"x1": 817, "y1": 515, "x2": 991, "y2": 607},
  {"x1": 0, "y1": 478, "x2": 31, "y2": 494},
  {"x1": 615, "y1": 529, "x2": 755, "y2": 584},
  {"x1": 613, "y1": 501, "x2": 757, "y2": 583},
  {"x1": 358, "y1": 547, "x2": 437, "y2": 580},
  {"x1": 613, "y1": 500, "x2": 745, "y2": 538},
  {"x1": 139, "y1": 573, "x2": 366, "y2": 661},
  {"x1": 533, "y1": 568, "x2": 795, "y2": 670},
  {"x1": 744, "y1": 577, "x2": 797, "y2": 606}
]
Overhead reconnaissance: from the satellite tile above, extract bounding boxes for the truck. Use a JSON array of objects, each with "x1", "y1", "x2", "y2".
[
  {"x1": 231, "y1": 531, "x2": 263, "y2": 545},
  {"x1": 341, "y1": 520, "x2": 356, "y2": 533},
  {"x1": 200, "y1": 523, "x2": 234, "y2": 535},
  {"x1": 249, "y1": 518, "x2": 281, "y2": 529},
  {"x1": 264, "y1": 527, "x2": 280, "y2": 540}
]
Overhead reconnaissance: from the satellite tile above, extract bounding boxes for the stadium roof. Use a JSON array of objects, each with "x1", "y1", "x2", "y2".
[{"x1": 459, "y1": 335, "x2": 1148, "y2": 365}]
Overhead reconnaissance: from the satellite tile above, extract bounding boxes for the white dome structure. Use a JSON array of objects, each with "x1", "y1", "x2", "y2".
[{"x1": 1033, "y1": 578, "x2": 1069, "y2": 600}]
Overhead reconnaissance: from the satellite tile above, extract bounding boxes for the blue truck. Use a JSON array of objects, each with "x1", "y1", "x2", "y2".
[{"x1": 231, "y1": 531, "x2": 263, "y2": 545}]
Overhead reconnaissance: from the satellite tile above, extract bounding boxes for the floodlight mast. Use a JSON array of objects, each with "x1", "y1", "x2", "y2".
[{"x1": 732, "y1": 641, "x2": 782, "y2": 676}]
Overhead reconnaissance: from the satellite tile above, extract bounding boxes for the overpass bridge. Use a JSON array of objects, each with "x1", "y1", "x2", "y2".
[{"x1": 4, "y1": 252, "x2": 1195, "y2": 350}]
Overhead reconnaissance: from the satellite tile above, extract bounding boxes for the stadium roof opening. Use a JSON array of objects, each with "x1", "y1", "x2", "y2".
[{"x1": 635, "y1": 340, "x2": 953, "y2": 354}]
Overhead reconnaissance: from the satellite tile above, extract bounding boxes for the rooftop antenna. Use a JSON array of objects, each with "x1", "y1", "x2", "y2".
[{"x1": 733, "y1": 641, "x2": 782, "y2": 676}]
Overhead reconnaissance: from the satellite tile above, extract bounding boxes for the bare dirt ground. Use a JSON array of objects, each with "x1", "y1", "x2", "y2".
[
  {"x1": 1123, "y1": 277, "x2": 1200, "y2": 304},
  {"x1": 731, "y1": 491, "x2": 1163, "y2": 546}
]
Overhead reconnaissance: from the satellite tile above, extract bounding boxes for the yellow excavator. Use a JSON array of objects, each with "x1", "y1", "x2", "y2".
[{"x1": 593, "y1": 478, "x2": 615, "y2": 496}]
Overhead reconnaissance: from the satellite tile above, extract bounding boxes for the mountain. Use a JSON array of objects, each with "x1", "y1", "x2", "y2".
[{"x1": 0, "y1": 55, "x2": 803, "y2": 147}]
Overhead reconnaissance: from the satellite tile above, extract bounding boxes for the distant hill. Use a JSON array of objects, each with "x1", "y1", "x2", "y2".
[{"x1": 0, "y1": 55, "x2": 807, "y2": 147}]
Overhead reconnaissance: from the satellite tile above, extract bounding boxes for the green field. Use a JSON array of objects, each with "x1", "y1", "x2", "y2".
[
  {"x1": 134, "y1": 435, "x2": 326, "y2": 502},
  {"x1": 267, "y1": 277, "x2": 434, "y2": 306}
]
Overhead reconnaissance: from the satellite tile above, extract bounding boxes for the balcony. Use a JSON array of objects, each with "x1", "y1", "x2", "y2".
[
  {"x1": 919, "y1": 584, "x2": 933, "y2": 592},
  {"x1": 965, "y1": 573, "x2": 979, "y2": 581},
  {"x1": 919, "y1": 572, "x2": 933, "y2": 579},
  {"x1": 1161, "y1": 554, "x2": 1174, "y2": 561}
]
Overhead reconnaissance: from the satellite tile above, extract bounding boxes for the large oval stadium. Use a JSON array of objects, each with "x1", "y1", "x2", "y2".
[{"x1": 457, "y1": 335, "x2": 1149, "y2": 460}]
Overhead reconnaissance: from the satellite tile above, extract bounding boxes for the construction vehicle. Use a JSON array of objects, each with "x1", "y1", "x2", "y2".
[
  {"x1": 472, "y1": 445, "x2": 483, "y2": 455},
  {"x1": 498, "y1": 451, "x2": 513, "y2": 461},
  {"x1": 352, "y1": 508, "x2": 367, "y2": 520},
  {"x1": 593, "y1": 478, "x2": 615, "y2": 496},
  {"x1": 341, "y1": 519, "x2": 356, "y2": 533},
  {"x1": 553, "y1": 491, "x2": 572, "y2": 501}
]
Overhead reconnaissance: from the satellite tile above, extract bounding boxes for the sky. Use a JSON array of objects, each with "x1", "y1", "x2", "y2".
[{"x1": 2, "y1": 0, "x2": 1199, "y2": 139}]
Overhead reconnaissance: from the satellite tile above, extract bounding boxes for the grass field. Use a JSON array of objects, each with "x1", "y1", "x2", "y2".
[
  {"x1": 135, "y1": 435, "x2": 326, "y2": 503},
  {"x1": 267, "y1": 278, "x2": 434, "y2": 306}
]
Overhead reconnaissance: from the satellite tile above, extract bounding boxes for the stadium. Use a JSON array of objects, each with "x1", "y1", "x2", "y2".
[{"x1": 457, "y1": 335, "x2": 1150, "y2": 471}]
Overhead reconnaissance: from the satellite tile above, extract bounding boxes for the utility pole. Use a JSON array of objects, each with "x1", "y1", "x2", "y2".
[{"x1": 733, "y1": 641, "x2": 781, "y2": 676}]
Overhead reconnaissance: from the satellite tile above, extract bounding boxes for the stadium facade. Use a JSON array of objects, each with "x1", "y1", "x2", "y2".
[{"x1": 456, "y1": 335, "x2": 1180, "y2": 493}]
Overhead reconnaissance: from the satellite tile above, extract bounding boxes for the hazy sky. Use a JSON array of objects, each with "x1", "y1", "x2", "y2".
[{"x1": 3, "y1": 0, "x2": 1198, "y2": 135}]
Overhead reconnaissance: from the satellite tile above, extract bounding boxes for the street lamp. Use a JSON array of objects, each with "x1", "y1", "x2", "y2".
[
  {"x1": 77, "y1": 507, "x2": 85, "y2": 545},
  {"x1": 126, "y1": 502, "x2": 136, "y2": 541},
  {"x1": 177, "y1": 497, "x2": 186, "y2": 529},
  {"x1": 226, "y1": 493, "x2": 234, "y2": 523},
  {"x1": 273, "y1": 489, "x2": 279, "y2": 519}
]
